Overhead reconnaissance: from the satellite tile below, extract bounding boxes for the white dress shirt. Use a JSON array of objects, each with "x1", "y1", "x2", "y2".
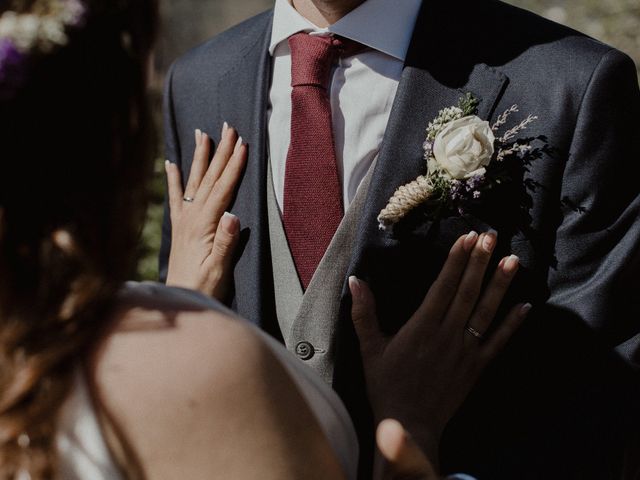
[{"x1": 268, "y1": 0, "x2": 423, "y2": 211}]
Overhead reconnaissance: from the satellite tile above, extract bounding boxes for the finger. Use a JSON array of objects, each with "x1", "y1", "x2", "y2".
[
  {"x1": 209, "y1": 212, "x2": 241, "y2": 299},
  {"x1": 204, "y1": 137, "x2": 248, "y2": 222},
  {"x1": 465, "y1": 254, "x2": 520, "y2": 345},
  {"x1": 442, "y1": 230, "x2": 497, "y2": 332},
  {"x1": 165, "y1": 160, "x2": 184, "y2": 217},
  {"x1": 479, "y1": 303, "x2": 531, "y2": 364},
  {"x1": 349, "y1": 276, "x2": 386, "y2": 358},
  {"x1": 376, "y1": 419, "x2": 438, "y2": 480},
  {"x1": 210, "y1": 212, "x2": 240, "y2": 267},
  {"x1": 198, "y1": 125, "x2": 238, "y2": 196},
  {"x1": 405, "y1": 232, "x2": 478, "y2": 334},
  {"x1": 183, "y1": 129, "x2": 211, "y2": 201}
]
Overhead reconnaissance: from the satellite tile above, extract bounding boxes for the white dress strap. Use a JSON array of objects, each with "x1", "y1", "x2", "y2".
[{"x1": 56, "y1": 370, "x2": 125, "y2": 480}]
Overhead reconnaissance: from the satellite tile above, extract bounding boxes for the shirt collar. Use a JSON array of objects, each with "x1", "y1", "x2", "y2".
[{"x1": 269, "y1": 0, "x2": 423, "y2": 61}]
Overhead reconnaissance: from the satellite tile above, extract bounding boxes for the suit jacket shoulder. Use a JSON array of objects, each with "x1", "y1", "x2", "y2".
[
  {"x1": 485, "y1": 0, "x2": 634, "y2": 89},
  {"x1": 414, "y1": 0, "x2": 636, "y2": 105},
  {"x1": 169, "y1": 9, "x2": 273, "y2": 91}
]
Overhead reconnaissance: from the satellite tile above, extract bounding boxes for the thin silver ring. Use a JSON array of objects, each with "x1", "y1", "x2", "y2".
[
  {"x1": 183, "y1": 196, "x2": 195, "y2": 203},
  {"x1": 465, "y1": 325, "x2": 484, "y2": 341}
]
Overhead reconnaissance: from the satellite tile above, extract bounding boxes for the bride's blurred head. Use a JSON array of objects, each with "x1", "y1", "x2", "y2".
[{"x1": 0, "y1": 0, "x2": 157, "y2": 476}]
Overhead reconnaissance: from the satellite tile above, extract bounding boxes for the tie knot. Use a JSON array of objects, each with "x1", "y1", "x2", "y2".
[{"x1": 289, "y1": 33, "x2": 358, "y2": 89}]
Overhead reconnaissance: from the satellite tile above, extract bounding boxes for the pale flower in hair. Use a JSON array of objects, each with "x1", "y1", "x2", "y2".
[{"x1": 0, "y1": 0, "x2": 86, "y2": 90}]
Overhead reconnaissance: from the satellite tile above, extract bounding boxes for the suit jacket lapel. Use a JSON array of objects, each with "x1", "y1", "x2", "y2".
[
  {"x1": 349, "y1": 0, "x2": 508, "y2": 278},
  {"x1": 333, "y1": 4, "x2": 509, "y2": 469},
  {"x1": 217, "y1": 12, "x2": 279, "y2": 333}
]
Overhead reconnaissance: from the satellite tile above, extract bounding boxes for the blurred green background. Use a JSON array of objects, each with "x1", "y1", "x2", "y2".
[{"x1": 136, "y1": 0, "x2": 640, "y2": 280}]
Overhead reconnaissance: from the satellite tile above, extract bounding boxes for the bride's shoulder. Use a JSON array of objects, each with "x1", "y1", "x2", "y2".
[
  {"x1": 86, "y1": 283, "x2": 340, "y2": 479},
  {"x1": 94, "y1": 282, "x2": 272, "y2": 404}
]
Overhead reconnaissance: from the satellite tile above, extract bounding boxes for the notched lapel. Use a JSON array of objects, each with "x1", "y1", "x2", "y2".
[
  {"x1": 346, "y1": 0, "x2": 509, "y2": 331},
  {"x1": 216, "y1": 15, "x2": 273, "y2": 152},
  {"x1": 216, "y1": 13, "x2": 276, "y2": 327},
  {"x1": 352, "y1": 57, "x2": 508, "y2": 272}
]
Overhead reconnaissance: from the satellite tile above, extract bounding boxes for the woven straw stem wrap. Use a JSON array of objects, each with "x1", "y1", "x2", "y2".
[{"x1": 377, "y1": 175, "x2": 433, "y2": 229}]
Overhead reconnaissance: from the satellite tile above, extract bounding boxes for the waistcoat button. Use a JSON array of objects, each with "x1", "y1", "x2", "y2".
[{"x1": 295, "y1": 341, "x2": 315, "y2": 360}]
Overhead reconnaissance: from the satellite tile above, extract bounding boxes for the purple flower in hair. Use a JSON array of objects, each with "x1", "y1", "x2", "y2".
[
  {"x1": 0, "y1": 38, "x2": 26, "y2": 95},
  {"x1": 0, "y1": 39, "x2": 23, "y2": 78}
]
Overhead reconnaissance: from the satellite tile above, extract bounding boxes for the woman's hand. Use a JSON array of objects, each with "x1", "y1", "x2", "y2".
[
  {"x1": 350, "y1": 231, "x2": 530, "y2": 464},
  {"x1": 165, "y1": 124, "x2": 247, "y2": 300}
]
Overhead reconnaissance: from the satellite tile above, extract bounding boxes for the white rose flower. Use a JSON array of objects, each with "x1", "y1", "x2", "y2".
[{"x1": 432, "y1": 115, "x2": 495, "y2": 180}]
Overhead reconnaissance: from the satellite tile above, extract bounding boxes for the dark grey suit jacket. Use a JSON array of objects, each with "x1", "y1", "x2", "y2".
[{"x1": 160, "y1": 0, "x2": 640, "y2": 478}]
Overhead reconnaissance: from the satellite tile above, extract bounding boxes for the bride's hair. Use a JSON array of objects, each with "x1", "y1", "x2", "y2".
[{"x1": 0, "y1": 0, "x2": 157, "y2": 477}]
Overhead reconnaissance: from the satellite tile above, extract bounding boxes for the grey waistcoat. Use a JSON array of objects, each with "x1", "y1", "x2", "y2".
[{"x1": 267, "y1": 161, "x2": 374, "y2": 384}]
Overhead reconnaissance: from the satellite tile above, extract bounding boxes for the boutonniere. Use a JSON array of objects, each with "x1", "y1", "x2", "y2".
[{"x1": 378, "y1": 93, "x2": 538, "y2": 230}]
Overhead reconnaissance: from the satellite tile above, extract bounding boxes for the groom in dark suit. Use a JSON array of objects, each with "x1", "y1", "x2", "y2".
[{"x1": 160, "y1": 0, "x2": 640, "y2": 478}]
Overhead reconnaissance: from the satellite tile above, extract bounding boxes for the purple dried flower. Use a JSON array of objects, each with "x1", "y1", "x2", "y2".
[
  {"x1": 450, "y1": 180, "x2": 470, "y2": 203},
  {"x1": 0, "y1": 38, "x2": 27, "y2": 95},
  {"x1": 466, "y1": 173, "x2": 485, "y2": 190},
  {"x1": 0, "y1": 39, "x2": 24, "y2": 80}
]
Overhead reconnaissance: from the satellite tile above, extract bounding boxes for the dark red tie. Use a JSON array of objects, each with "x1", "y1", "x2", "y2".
[{"x1": 283, "y1": 33, "x2": 352, "y2": 290}]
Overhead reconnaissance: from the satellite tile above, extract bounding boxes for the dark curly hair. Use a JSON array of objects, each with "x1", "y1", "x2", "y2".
[{"x1": 0, "y1": 0, "x2": 157, "y2": 477}]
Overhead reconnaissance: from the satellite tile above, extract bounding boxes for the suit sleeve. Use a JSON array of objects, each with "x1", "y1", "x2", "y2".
[
  {"x1": 158, "y1": 62, "x2": 181, "y2": 282},
  {"x1": 548, "y1": 48, "x2": 640, "y2": 368}
]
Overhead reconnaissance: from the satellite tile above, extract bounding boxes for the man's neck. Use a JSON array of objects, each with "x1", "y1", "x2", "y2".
[{"x1": 291, "y1": 0, "x2": 365, "y2": 27}]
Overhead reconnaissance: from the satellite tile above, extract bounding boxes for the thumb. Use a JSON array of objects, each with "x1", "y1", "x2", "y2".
[
  {"x1": 209, "y1": 212, "x2": 240, "y2": 299},
  {"x1": 349, "y1": 276, "x2": 385, "y2": 358},
  {"x1": 211, "y1": 212, "x2": 240, "y2": 262},
  {"x1": 377, "y1": 419, "x2": 438, "y2": 480}
]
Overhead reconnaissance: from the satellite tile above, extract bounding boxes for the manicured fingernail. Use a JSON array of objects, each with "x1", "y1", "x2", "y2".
[
  {"x1": 464, "y1": 231, "x2": 478, "y2": 252},
  {"x1": 222, "y1": 121, "x2": 229, "y2": 137},
  {"x1": 349, "y1": 276, "x2": 361, "y2": 298},
  {"x1": 164, "y1": 159, "x2": 170, "y2": 167},
  {"x1": 482, "y1": 230, "x2": 497, "y2": 253},
  {"x1": 234, "y1": 136, "x2": 243, "y2": 154},
  {"x1": 519, "y1": 303, "x2": 532, "y2": 317},
  {"x1": 221, "y1": 212, "x2": 239, "y2": 234},
  {"x1": 195, "y1": 129, "x2": 202, "y2": 145},
  {"x1": 503, "y1": 255, "x2": 520, "y2": 275}
]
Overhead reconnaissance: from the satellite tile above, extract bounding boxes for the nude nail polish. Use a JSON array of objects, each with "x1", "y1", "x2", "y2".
[
  {"x1": 503, "y1": 255, "x2": 520, "y2": 275},
  {"x1": 482, "y1": 230, "x2": 497, "y2": 253},
  {"x1": 519, "y1": 303, "x2": 533, "y2": 317},
  {"x1": 464, "y1": 231, "x2": 479, "y2": 251},
  {"x1": 221, "y1": 212, "x2": 239, "y2": 234},
  {"x1": 348, "y1": 276, "x2": 361, "y2": 298},
  {"x1": 234, "y1": 136, "x2": 243, "y2": 153}
]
